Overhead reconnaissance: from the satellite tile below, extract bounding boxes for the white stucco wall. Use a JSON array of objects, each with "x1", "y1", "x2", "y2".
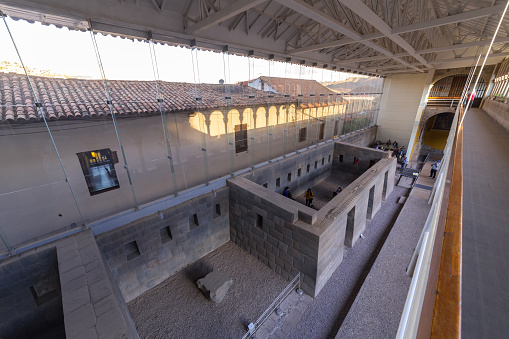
[
  {"x1": 376, "y1": 73, "x2": 431, "y2": 151},
  {"x1": 247, "y1": 78, "x2": 278, "y2": 93},
  {"x1": 0, "y1": 104, "x2": 347, "y2": 247}
]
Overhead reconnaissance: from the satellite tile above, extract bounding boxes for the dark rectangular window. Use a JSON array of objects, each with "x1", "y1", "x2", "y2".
[
  {"x1": 77, "y1": 148, "x2": 119, "y2": 196},
  {"x1": 256, "y1": 214, "x2": 263, "y2": 229},
  {"x1": 263, "y1": 183, "x2": 268, "y2": 188},
  {"x1": 215, "y1": 203, "x2": 221, "y2": 216},
  {"x1": 191, "y1": 213, "x2": 199, "y2": 229},
  {"x1": 160, "y1": 226, "x2": 173, "y2": 244},
  {"x1": 299, "y1": 127, "x2": 307, "y2": 142},
  {"x1": 235, "y1": 123, "x2": 248, "y2": 153},
  {"x1": 339, "y1": 154, "x2": 344, "y2": 162},
  {"x1": 322, "y1": 158, "x2": 325, "y2": 165},
  {"x1": 276, "y1": 178, "x2": 281, "y2": 187},
  {"x1": 287, "y1": 173, "x2": 292, "y2": 182},
  {"x1": 328, "y1": 154, "x2": 331, "y2": 163},
  {"x1": 124, "y1": 241, "x2": 140, "y2": 261},
  {"x1": 297, "y1": 168, "x2": 301, "y2": 177},
  {"x1": 314, "y1": 161, "x2": 318, "y2": 169},
  {"x1": 319, "y1": 123, "x2": 325, "y2": 140},
  {"x1": 307, "y1": 164, "x2": 310, "y2": 173}
]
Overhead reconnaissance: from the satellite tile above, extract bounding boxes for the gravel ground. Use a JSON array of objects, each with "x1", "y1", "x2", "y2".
[
  {"x1": 286, "y1": 183, "x2": 410, "y2": 339},
  {"x1": 127, "y1": 241, "x2": 288, "y2": 339}
]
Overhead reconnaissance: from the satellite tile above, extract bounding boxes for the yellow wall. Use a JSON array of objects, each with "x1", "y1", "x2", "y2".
[{"x1": 423, "y1": 118, "x2": 449, "y2": 149}]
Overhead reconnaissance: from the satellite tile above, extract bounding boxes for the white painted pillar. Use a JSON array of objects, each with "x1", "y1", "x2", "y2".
[{"x1": 405, "y1": 70, "x2": 435, "y2": 160}]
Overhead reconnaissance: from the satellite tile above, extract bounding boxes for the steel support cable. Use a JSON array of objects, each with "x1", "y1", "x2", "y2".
[
  {"x1": 266, "y1": 58, "x2": 273, "y2": 162},
  {"x1": 329, "y1": 69, "x2": 337, "y2": 139},
  {"x1": 282, "y1": 62, "x2": 290, "y2": 157},
  {"x1": 298, "y1": 64, "x2": 308, "y2": 151},
  {"x1": 426, "y1": 53, "x2": 477, "y2": 207},
  {"x1": 89, "y1": 28, "x2": 139, "y2": 209},
  {"x1": 221, "y1": 49, "x2": 236, "y2": 176},
  {"x1": 247, "y1": 55, "x2": 256, "y2": 169},
  {"x1": 313, "y1": 68, "x2": 321, "y2": 144},
  {"x1": 148, "y1": 40, "x2": 180, "y2": 194},
  {"x1": 459, "y1": 46, "x2": 484, "y2": 113},
  {"x1": 461, "y1": 0, "x2": 509, "y2": 126},
  {"x1": 190, "y1": 46, "x2": 210, "y2": 183},
  {"x1": 1, "y1": 13, "x2": 86, "y2": 254}
]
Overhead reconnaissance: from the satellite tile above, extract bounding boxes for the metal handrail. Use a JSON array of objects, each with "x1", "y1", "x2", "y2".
[
  {"x1": 426, "y1": 97, "x2": 461, "y2": 107},
  {"x1": 241, "y1": 272, "x2": 301, "y2": 339},
  {"x1": 396, "y1": 103, "x2": 460, "y2": 338}
]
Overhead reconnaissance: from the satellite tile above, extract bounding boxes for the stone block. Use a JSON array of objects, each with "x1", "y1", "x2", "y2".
[
  {"x1": 76, "y1": 327, "x2": 98, "y2": 339},
  {"x1": 196, "y1": 271, "x2": 233, "y2": 303},
  {"x1": 96, "y1": 306, "x2": 126, "y2": 339},
  {"x1": 89, "y1": 278, "x2": 113, "y2": 303},
  {"x1": 93, "y1": 296, "x2": 116, "y2": 317},
  {"x1": 86, "y1": 267, "x2": 107, "y2": 286},
  {"x1": 63, "y1": 285, "x2": 90, "y2": 316},
  {"x1": 64, "y1": 304, "x2": 96, "y2": 338},
  {"x1": 278, "y1": 241, "x2": 289, "y2": 253},
  {"x1": 59, "y1": 255, "x2": 83, "y2": 274},
  {"x1": 60, "y1": 265, "x2": 86, "y2": 285},
  {"x1": 61, "y1": 274, "x2": 88, "y2": 294}
]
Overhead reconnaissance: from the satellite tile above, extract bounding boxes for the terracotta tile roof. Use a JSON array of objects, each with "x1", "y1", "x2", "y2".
[
  {"x1": 0, "y1": 73, "x2": 343, "y2": 123},
  {"x1": 258, "y1": 76, "x2": 339, "y2": 98}
]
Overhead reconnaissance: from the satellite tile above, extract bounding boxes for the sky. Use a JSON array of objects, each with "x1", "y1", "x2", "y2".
[{"x1": 1, "y1": 17, "x2": 365, "y2": 84}]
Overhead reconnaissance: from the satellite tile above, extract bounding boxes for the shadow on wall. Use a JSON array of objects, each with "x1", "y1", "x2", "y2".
[{"x1": 0, "y1": 248, "x2": 65, "y2": 339}]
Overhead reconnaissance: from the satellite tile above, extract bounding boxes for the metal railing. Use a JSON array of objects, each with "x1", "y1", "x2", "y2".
[
  {"x1": 396, "y1": 103, "x2": 461, "y2": 338},
  {"x1": 241, "y1": 272, "x2": 301, "y2": 339},
  {"x1": 426, "y1": 97, "x2": 461, "y2": 107}
]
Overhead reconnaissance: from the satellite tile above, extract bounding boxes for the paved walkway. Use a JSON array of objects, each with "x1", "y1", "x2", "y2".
[{"x1": 462, "y1": 108, "x2": 509, "y2": 338}]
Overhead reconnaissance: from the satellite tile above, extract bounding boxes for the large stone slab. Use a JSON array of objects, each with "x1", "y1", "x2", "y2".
[{"x1": 196, "y1": 271, "x2": 232, "y2": 303}]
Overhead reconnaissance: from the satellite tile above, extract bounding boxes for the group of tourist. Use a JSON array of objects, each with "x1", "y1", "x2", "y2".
[
  {"x1": 374, "y1": 140, "x2": 406, "y2": 157},
  {"x1": 374, "y1": 139, "x2": 399, "y2": 150},
  {"x1": 282, "y1": 186, "x2": 344, "y2": 210},
  {"x1": 374, "y1": 139, "x2": 408, "y2": 170},
  {"x1": 283, "y1": 187, "x2": 314, "y2": 208}
]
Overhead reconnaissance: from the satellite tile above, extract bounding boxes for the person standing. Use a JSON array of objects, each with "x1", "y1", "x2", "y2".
[
  {"x1": 392, "y1": 147, "x2": 399, "y2": 157},
  {"x1": 430, "y1": 161, "x2": 439, "y2": 178},
  {"x1": 332, "y1": 186, "x2": 342, "y2": 197},
  {"x1": 399, "y1": 146, "x2": 405, "y2": 160},
  {"x1": 305, "y1": 188, "x2": 314, "y2": 207},
  {"x1": 401, "y1": 156, "x2": 408, "y2": 170},
  {"x1": 283, "y1": 187, "x2": 290, "y2": 197}
]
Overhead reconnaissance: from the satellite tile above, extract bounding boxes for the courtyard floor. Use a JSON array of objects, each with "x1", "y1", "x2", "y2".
[
  {"x1": 127, "y1": 241, "x2": 288, "y2": 339},
  {"x1": 294, "y1": 165, "x2": 360, "y2": 209}
]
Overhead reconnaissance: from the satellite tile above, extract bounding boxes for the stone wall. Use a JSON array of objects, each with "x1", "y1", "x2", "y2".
[
  {"x1": 339, "y1": 126, "x2": 378, "y2": 147},
  {"x1": 228, "y1": 142, "x2": 396, "y2": 297},
  {"x1": 312, "y1": 157, "x2": 396, "y2": 294},
  {"x1": 240, "y1": 143, "x2": 334, "y2": 198},
  {"x1": 333, "y1": 142, "x2": 390, "y2": 175},
  {"x1": 0, "y1": 248, "x2": 64, "y2": 338},
  {"x1": 0, "y1": 230, "x2": 138, "y2": 339},
  {"x1": 481, "y1": 99, "x2": 509, "y2": 131},
  {"x1": 228, "y1": 178, "x2": 320, "y2": 295},
  {"x1": 96, "y1": 188, "x2": 230, "y2": 302}
]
